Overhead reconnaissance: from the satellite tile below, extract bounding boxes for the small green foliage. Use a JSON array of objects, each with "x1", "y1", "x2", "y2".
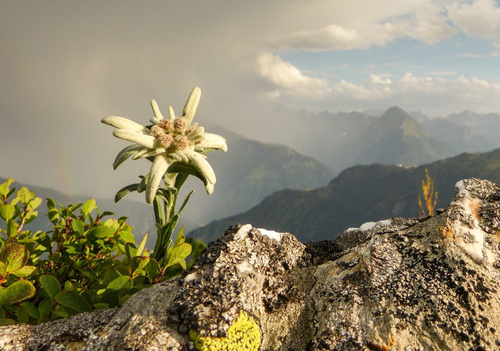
[
  {"x1": 0, "y1": 178, "x2": 206, "y2": 324},
  {"x1": 189, "y1": 311, "x2": 261, "y2": 351}
]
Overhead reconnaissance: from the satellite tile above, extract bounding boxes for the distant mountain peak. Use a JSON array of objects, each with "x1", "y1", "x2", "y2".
[
  {"x1": 380, "y1": 106, "x2": 411, "y2": 123},
  {"x1": 384, "y1": 106, "x2": 407, "y2": 115}
]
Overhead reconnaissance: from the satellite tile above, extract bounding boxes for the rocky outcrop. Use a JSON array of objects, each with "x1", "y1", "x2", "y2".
[{"x1": 1, "y1": 178, "x2": 500, "y2": 350}]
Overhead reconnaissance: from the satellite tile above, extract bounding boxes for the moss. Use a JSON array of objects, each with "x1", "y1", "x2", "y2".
[{"x1": 189, "y1": 311, "x2": 261, "y2": 351}]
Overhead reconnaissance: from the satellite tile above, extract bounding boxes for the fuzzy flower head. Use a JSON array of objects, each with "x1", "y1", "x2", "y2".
[{"x1": 102, "y1": 87, "x2": 227, "y2": 204}]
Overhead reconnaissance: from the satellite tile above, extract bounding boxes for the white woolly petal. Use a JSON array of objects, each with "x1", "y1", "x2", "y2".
[
  {"x1": 102, "y1": 116, "x2": 146, "y2": 132},
  {"x1": 168, "y1": 106, "x2": 176, "y2": 120},
  {"x1": 183, "y1": 87, "x2": 201, "y2": 124},
  {"x1": 183, "y1": 148, "x2": 216, "y2": 184},
  {"x1": 196, "y1": 133, "x2": 228, "y2": 152},
  {"x1": 146, "y1": 154, "x2": 170, "y2": 204},
  {"x1": 150, "y1": 100, "x2": 164, "y2": 120},
  {"x1": 132, "y1": 148, "x2": 166, "y2": 160},
  {"x1": 113, "y1": 129, "x2": 156, "y2": 149},
  {"x1": 172, "y1": 150, "x2": 189, "y2": 163}
]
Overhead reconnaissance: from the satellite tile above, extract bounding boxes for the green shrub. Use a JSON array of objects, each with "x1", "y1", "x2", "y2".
[{"x1": 0, "y1": 177, "x2": 205, "y2": 325}]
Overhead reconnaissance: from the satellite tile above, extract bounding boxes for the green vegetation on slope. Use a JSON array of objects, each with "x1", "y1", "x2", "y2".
[{"x1": 190, "y1": 148, "x2": 500, "y2": 243}]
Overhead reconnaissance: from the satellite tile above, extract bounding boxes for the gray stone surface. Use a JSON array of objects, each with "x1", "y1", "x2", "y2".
[{"x1": 1, "y1": 178, "x2": 500, "y2": 350}]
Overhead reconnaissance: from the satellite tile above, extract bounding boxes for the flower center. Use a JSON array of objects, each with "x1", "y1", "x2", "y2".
[{"x1": 150, "y1": 118, "x2": 200, "y2": 151}]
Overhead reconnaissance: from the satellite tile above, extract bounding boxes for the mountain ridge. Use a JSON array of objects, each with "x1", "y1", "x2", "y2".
[{"x1": 189, "y1": 147, "x2": 500, "y2": 243}]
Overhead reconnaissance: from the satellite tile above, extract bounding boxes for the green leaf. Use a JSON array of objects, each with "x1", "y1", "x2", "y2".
[
  {"x1": 167, "y1": 243, "x2": 192, "y2": 269},
  {"x1": 55, "y1": 291, "x2": 93, "y2": 313},
  {"x1": 0, "y1": 280, "x2": 36, "y2": 305},
  {"x1": 94, "y1": 303, "x2": 109, "y2": 310},
  {"x1": 160, "y1": 264, "x2": 184, "y2": 281},
  {"x1": 53, "y1": 304, "x2": 72, "y2": 318},
  {"x1": 118, "y1": 230, "x2": 134, "y2": 243},
  {"x1": 99, "y1": 270, "x2": 121, "y2": 286},
  {"x1": 136, "y1": 233, "x2": 149, "y2": 257},
  {"x1": 145, "y1": 259, "x2": 160, "y2": 283},
  {"x1": 6, "y1": 219, "x2": 18, "y2": 237},
  {"x1": 176, "y1": 190, "x2": 195, "y2": 217},
  {"x1": 64, "y1": 281, "x2": 74, "y2": 292},
  {"x1": 0, "y1": 318, "x2": 15, "y2": 326},
  {"x1": 0, "y1": 262, "x2": 6, "y2": 276},
  {"x1": 124, "y1": 243, "x2": 137, "y2": 260},
  {"x1": 0, "y1": 242, "x2": 29, "y2": 272},
  {"x1": 17, "y1": 187, "x2": 34, "y2": 204},
  {"x1": 38, "y1": 299, "x2": 52, "y2": 320},
  {"x1": 172, "y1": 227, "x2": 186, "y2": 248},
  {"x1": 23, "y1": 210, "x2": 38, "y2": 225},
  {"x1": 132, "y1": 257, "x2": 150, "y2": 276},
  {"x1": 40, "y1": 275, "x2": 61, "y2": 302},
  {"x1": 71, "y1": 219, "x2": 85, "y2": 235},
  {"x1": 47, "y1": 208, "x2": 59, "y2": 224},
  {"x1": 0, "y1": 178, "x2": 14, "y2": 197},
  {"x1": 81, "y1": 198, "x2": 96, "y2": 215},
  {"x1": 10, "y1": 265, "x2": 36, "y2": 278},
  {"x1": 100, "y1": 276, "x2": 134, "y2": 308},
  {"x1": 20, "y1": 302, "x2": 40, "y2": 320},
  {"x1": 106, "y1": 276, "x2": 133, "y2": 291},
  {"x1": 46, "y1": 198, "x2": 56, "y2": 210},
  {"x1": 114, "y1": 183, "x2": 141, "y2": 203},
  {"x1": 113, "y1": 144, "x2": 145, "y2": 170},
  {"x1": 0, "y1": 204, "x2": 15, "y2": 221},
  {"x1": 28, "y1": 197, "x2": 42, "y2": 211},
  {"x1": 185, "y1": 237, "x2": 207, "y2": 264},
  {"x1": 16, "y1": 305, "x2": 29, "y2": 324},
  {"x1": 89, "y1": 219, "x2": 117, "y2": 238}
]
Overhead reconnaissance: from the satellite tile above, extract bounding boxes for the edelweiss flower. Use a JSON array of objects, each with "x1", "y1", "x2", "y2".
[{"x1": 102, "y1": 87, "x2": 227, "y2": 204}]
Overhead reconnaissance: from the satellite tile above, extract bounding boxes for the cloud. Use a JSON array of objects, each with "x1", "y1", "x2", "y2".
[
  {"x1": 370, "y1": 74, "x2": 392, "y2": 85},
  {"x1": 426, "y1": 71, "x2": 457, "y2": 76},
  {"x1": 448, "y1": 0, "x2": 500, "y2": 40},
  {"x1": 260, "y1": 69, "x2": 500, "y2": 115},
  {"x1": 255, "y1": 53, "x2": 330, "y2": 99},
  {"x1": 272, "y1": 1, "x2": 456, "y2": 51}
]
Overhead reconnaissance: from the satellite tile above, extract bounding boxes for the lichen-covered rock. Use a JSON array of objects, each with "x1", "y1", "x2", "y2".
[{"x1": 1, "y1": 178, "x2": 500, "y2": 350}]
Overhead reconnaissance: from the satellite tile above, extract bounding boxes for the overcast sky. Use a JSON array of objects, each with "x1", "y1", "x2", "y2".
[{"x1": 2, "y1": 0, "x2": 500, "y2": 200}]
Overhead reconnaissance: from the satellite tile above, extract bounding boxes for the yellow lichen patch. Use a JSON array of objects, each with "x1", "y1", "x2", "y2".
[
  {"x1": 189, "y1": 311, "x2": 261, "y2": 351},
  {"x1": 439, "y1": 219, "x2": 454, "y2": 240}
]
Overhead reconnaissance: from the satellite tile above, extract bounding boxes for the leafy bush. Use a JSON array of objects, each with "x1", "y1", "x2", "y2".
[
  {"x1": 0, "y1": 86, "x2": 225, "y2": 325},
  {"x1": 0, "y1": 177, "x2": 205, "y2": 325}
]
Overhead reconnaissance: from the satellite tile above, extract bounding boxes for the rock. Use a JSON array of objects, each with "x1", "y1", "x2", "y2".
[{"x1": 1, "y1": 178, "x2": 500, "y2": 350}]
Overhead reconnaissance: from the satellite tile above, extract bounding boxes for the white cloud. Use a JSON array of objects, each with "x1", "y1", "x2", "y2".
[
  {"x1": 264, "y1": 70, "x2": 500, "y2": 115},
  {"x1": 255, "y1": 52, "x2": 330, "y2": 99},
  {"x1": 370, "y1": 74, "x2": 392, "y2": 85},
  {"x1": 448, "y1": 0, "x2": 500, "y2": 40},
  {"x1": 427, "y1": 71, "x2": 457, "y2": 76},
  {"x1": 272, "y1": 1, "x2": 456, "y2": 51}
]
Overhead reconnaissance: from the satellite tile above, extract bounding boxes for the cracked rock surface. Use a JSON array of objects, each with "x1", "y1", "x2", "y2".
[{"x1": 1, "y1": 178, "x2": 500, "y2": 350}]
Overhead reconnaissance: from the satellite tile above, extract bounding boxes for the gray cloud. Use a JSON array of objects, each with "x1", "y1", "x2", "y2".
[{"x1": 1, "y1": 0, "x2": 500, "y2": 203}]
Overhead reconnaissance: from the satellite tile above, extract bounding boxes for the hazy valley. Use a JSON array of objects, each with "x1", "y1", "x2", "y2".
[{"x1": 4, "y1": 106, "x2": 500, "y2": 246}]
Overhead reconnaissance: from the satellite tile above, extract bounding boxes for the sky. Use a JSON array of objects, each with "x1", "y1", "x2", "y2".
[{"x1": 2, "y1": 0, "x2": 500, "y2": 201}]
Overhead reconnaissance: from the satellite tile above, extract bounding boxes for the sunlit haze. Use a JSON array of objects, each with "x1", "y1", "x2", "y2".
[{"x1": 2, "y1": 0, "x2": 500, "y2": 199}]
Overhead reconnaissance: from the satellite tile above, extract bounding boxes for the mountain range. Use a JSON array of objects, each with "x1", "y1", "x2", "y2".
[
  {"x1": 260, "y1": 106, "x2": 500, "y2": 172},
  {"x1": 0, "y1": 128, "x2": 334, "y2": 247},
  {"x1": 189, "y1": 147, "x2": 500, "y2": 243},
  {"x1": 180, "y1": 124, "x2": 335, "y2": 224},
  {"x1": 4, "y1": 105, "x2": 500, "y2": 247}
]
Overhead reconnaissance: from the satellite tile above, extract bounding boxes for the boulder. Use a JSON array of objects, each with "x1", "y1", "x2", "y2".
[{"x1": 1, "y1": 178, "x2": 500, "y2": 350}]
